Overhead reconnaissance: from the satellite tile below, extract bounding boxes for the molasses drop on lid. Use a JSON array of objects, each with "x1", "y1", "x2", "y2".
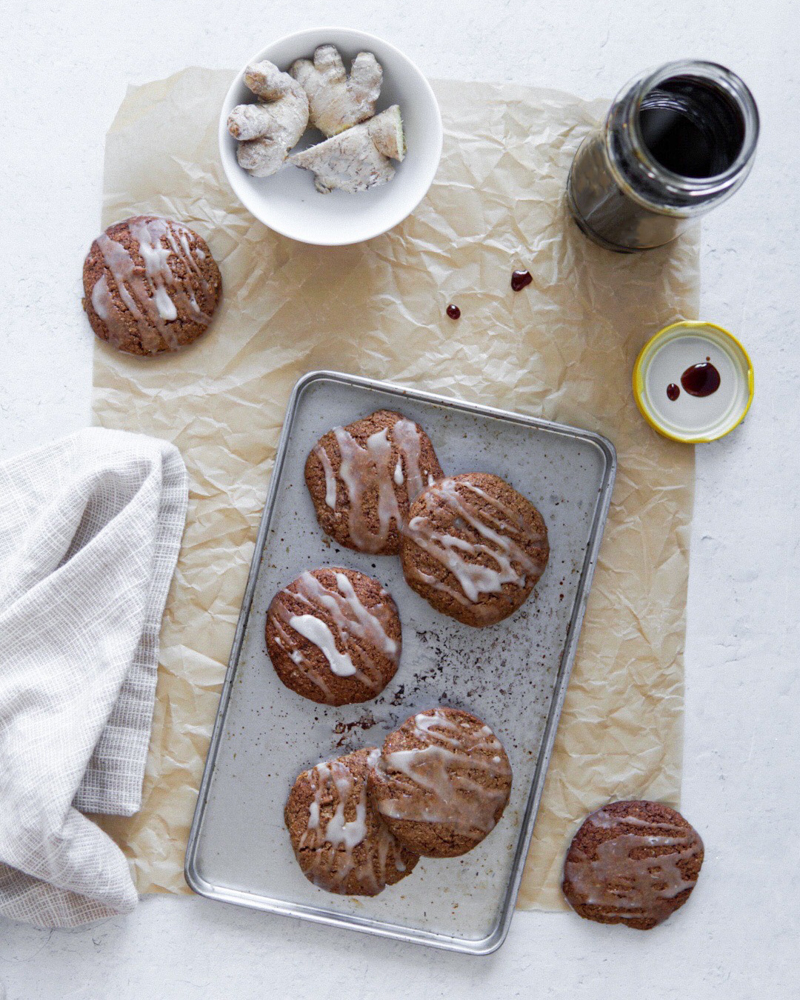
[{"x1": 632, "y1": 321, "x2": 753, "y2": 443}]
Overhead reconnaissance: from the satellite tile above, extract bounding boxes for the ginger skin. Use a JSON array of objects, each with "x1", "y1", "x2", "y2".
[
  {"x1": 290, "y1": 45, "x2": 382, "y2": 137},
  {"x1": 290, "y1": 106, "x2": 405, "y2": 194},
  {"x1": 228, "y1": 61, "x2": 309, "y2": 177}
]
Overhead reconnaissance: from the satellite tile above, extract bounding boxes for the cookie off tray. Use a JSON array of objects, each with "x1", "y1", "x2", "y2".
[{"x1": 185, "y1": 370, "x2": 616, "y2": 954}]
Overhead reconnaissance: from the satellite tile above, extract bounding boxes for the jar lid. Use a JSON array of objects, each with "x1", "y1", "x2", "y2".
[{"x1": 632, "y1": 321, "x2": 754, "y2": 443}]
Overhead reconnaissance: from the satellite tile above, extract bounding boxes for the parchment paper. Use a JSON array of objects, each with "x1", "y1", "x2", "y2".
[{"x1": 91, "y1": 69, "x2": 698, "y2": 911}]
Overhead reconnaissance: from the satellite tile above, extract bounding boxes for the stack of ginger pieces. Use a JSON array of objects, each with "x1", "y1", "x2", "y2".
[{"x1": 228, "y1": 44, "x2": 406, "y2": 192}]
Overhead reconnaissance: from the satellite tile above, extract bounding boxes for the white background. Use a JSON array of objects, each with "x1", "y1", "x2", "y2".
[{"x1": 0, "y1": 0, "x2": 797, "y2": 997}]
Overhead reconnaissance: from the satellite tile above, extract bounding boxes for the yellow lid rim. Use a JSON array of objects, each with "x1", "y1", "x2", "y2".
[{"x1": 632, "y1": 321, "x2": 754, "y2": 444}]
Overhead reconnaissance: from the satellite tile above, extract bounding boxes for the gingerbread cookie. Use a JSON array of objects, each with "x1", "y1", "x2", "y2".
[
  {"x1": 561, "y1": 800, "x2": 705, "y2": 930},
  {"x1": 265, "y1": 567, "x2": 401, "y2": 706},
  {"x1": 285, "y1": 747, "x2": 418, "y2": 896},
  {"x1": 367, "y1": 707, "x2": 513, "y2": 858},
  {"x1": 304, "y1": 409, "x2": 443, "y2": 555},
  {"x1": 82, "y1": 216, "x2": 222, "y2": 356},
  {"x1": 400, "y1": 472, "x2": 549, "y2": 627}
]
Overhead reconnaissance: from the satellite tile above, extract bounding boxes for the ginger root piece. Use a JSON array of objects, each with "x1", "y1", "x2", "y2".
[
  {"x1": 290, "y1": 106, "x2": 405, "y2": 194},
  {"x1": 290, "y1": 45, "x2": 382, "y2": 137},
  {"x1": 228, "y1": 60, "x2": 309, "y2": 177},
  {"x1": 367, "y1": 105, "x2": 406, "y2": 161}
]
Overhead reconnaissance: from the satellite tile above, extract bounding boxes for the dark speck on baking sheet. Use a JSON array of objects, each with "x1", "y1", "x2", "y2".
[{"x1": 333, "y1": 711, "x2": 379, "y2": 747}]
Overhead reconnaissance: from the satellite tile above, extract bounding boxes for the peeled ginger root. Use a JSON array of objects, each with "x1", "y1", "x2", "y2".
[
  {"x1": 290, "y1": 45, "x2": 382, "y2": 137},
  {"x1": 228, "y1": 61, "x2": 309, "y2": 177},
  {"x1": 291, "y1": 106, "x2": 406, "y2": 194}
]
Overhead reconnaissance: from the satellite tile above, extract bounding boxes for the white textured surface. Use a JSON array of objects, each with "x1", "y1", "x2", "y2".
[{"x1": 0, "y1": 0, "x2": 796, "y2": 996}]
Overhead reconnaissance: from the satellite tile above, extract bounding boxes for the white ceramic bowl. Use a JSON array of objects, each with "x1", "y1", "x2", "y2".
[{"x1": 219, "y1": 27, "x2": 443, "y2": 246}]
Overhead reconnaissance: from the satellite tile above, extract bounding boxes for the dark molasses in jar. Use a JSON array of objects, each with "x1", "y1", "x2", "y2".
[{"x1": 567, "y1": 61, "x2": 759, "y2": 252}]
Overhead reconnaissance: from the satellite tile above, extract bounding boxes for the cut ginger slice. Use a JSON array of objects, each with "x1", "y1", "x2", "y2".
[{"x1": 291, "y1": 106, "x2": 406, "y2": 194}]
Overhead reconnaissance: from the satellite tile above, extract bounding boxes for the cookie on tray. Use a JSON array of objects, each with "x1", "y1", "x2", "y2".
[
  {"x1": 561, "y1": 800, "x2": 705, "y2": 930},
  {"x1": 82, "y1": 215, "x2": 222, "y2": 356},
  {"x1": 304, "y1": 409, "x2": 443, "y2": 555},
  {"x1": 367, "y1": 707, "x2": 513, "y2": 858},
  {"x1": 266, "y1": 567, "x2": 401, "y2": 706},
  {"x1": 400, "y1": 472, "x2": 549, "y2": 627},
  {"x1": 285, "y1": 747, "x2": 419, "y2": 896}
]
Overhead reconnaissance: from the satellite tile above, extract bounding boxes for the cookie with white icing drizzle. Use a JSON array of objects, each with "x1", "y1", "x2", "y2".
[
  {"x1": 304, "y1": 409, "x2": 444, "y2": 555},
  {"x1": 562, "y1": 800, "x2": 704, "y2": 930},
  {"x1": 82, "y1": 216, "x2": 222, "y2": 356},
  {"x1": 400, "y1": 472, "x2": 549, "y2": 627},
  {"x1": 266, "y1": 567, "x2": 401, "y2": 705},
  {"x1": 367, "y1": 707, "x2": 513, "y2": 857},
  {"x1": 285, "y1": 747, "x2": 419, "y2": 896}
]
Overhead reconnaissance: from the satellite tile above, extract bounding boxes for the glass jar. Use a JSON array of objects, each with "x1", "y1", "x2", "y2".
[{"x1": 567, "y1": 60, "x2": 759, "y2": 252}]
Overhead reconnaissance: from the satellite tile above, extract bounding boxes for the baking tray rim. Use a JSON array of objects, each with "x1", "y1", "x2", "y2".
[{"x1": 185, "y1": 368, "x2": 617, "y2": 955}]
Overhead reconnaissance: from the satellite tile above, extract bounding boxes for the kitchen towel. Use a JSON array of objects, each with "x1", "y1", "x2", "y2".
[{"x1": 0, "y1": 428, "x2": 187, "y2": 928}]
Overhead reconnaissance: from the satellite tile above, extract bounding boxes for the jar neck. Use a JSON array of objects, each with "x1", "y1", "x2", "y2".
[{"x1": 604, "y1": 60, "x2": 759, "y2": 217}]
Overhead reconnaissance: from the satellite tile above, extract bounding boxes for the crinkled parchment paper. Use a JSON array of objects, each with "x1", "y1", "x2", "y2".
[{"x1": 91, "y1": 70, "x2": 698, "y2": 910}]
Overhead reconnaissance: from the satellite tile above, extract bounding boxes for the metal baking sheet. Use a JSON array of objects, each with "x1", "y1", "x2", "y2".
[{"x1": 185, "y1": 370, "x2": 616, "y2": 954}]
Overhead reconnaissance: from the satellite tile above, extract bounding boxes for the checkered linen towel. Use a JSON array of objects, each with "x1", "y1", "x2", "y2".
[{"x1": 0, "y1": 428, "x2": 187, "y2": 928}]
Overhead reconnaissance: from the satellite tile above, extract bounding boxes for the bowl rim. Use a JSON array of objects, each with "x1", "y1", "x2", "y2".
[{"x1": 218, "y1": 26, "x2": 444, "y2": 246}]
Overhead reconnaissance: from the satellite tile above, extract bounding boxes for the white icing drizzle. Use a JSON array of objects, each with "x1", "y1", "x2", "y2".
[
  {"x1": 317, "y1": 761, "x2": 368, "y2": 849},
  {"x1": 90, "y1": 216, "x2": 213, "y2": 354},
  {"x1": 314, "y1": 444, "x2": 338, "y2": 509},
  {"x1": 564, "y1": 807, "x2": 703, "y2": 923},
  {"x1": 373, "y1": 710, "x2": 512, "y2": 837},
  {"x1": 391, "y1": 417, "x2": 427, "y2": 500},
  {"x1": 90, "y1": 273, "x2": 110, "y2": 320},
  {"x1": 130, "y1": 218, "x2": 178, "y2": 321},
  {"x1": 332, "y1": 571, "x2": 398, "y2": 657},
  {"x1": 314, "y1": 415, "x2": 437, "y2": 553},
  {"x1": 272, "y1": 570, "x2": 399, "y2": 694},
  {"x1": 297, "y1": 749, "x2": 410, "y2": 895},
  {"x1": 412, "y1": 568, "x2": 473, "y2": 608},
  {"x1": 334, "y1": 426, "x2": 397, "y2": 552},
  {"x1": 287, "y1": 614, "x2": 356, "y2": 676},
  {"x1": 403, "y1": 477, "x2": 547, "y2": 606}
]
